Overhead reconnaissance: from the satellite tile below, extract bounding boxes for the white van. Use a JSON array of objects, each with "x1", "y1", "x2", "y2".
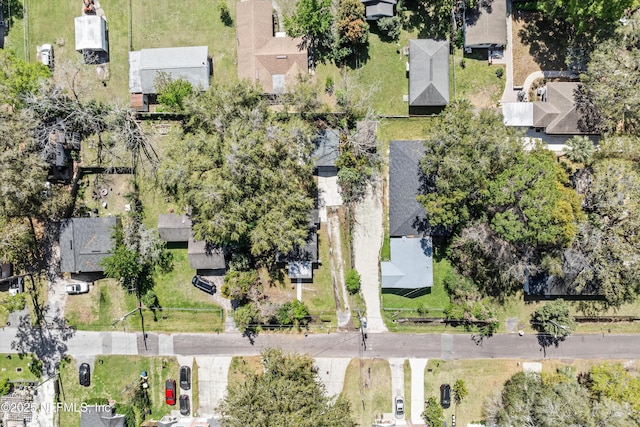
[{"x1": 40, "y1": 44, "x2": 53, "y2": 68}]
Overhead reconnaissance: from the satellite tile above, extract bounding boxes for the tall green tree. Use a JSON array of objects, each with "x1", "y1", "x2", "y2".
[
  {"x1": 0, "y1": 50, "x2": 51, "y2": 108},
  {"x1": 421, "y1": 396, "x2": 443, "y2": 427},
  {"x1": 418, "y1": 100, "x2": 524, "y2": 235},
  {"x1": 160, "y1": 81, "x2": 316, "y2": 259},
  {"x1": 488, "y1": 149, "x2": 583, "y2": 249},
  {"x1": 219, "y1": 348, "x2": 355, "y2": 426},
  {"x1": 333, "y1": 0, "x2": 369, "y2": 64},
  {"x1": 580, "y1": 9, "x2": 640, "y2": 135},
  {"x1": 284, "y1": 0, "x2": 334, "y2": 61},
  {"x1": 530, "y1": 299, "x2": 576, "y2": 339},
  {"x1": 535, "y1": 0, "x2": 633, "y2": 37},
  {"x1": 564, "y1": 135, "x2": 596, "y2": 165},
  {"x1": 453, "y1": 378, "x2": 468, "y2": 406}
]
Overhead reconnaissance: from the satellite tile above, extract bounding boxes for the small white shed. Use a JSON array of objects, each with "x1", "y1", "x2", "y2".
[{"x1": 75, "y1": 15, "x2": 108, "y2": 53}]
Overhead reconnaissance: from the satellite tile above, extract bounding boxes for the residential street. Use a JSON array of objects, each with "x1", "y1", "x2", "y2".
[{"x1": 2, "y1": 326, "x2": 638, "y2": 360}]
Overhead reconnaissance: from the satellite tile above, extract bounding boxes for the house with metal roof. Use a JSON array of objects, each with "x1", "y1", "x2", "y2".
[
  {"x1": 75, "y1": 15, "x2": 108, "y2": 54},
  {"x1": 361, "y1": 0, "x2": 396, "y2": 20},
  {"x1": 236, "y1": 0, "x2": 308, "y2": 94},
  {"x1": 60, "y1": 217, "x2": 119, "y2": 274},
  {"x1": 409, "y1": 39, "x2": 450, "y2": 113},
  {"x1": 129, "y1": 46, "x2": 210, "y2": 94},
  {"x1": 464, "y1": 0, "x2": 507, "y2": 49},
  {"x1": 383, "y1": 141, "x2": 434, "y2": 289}
]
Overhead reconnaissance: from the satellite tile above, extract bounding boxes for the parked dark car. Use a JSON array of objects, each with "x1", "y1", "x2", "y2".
[
  {"x1": 165, "y1": 379, "x2": 177, "y2": 405},
  {"x1": 79, "y1": 363, "x2": 90, "y2": 387},
  {"x1": 180, "y1": 365, "x2": 191, "y2": 390},
  {"x1": 440, "y1": 383, "x2": 451, "y2": 408},
  {"x1": 192, "y1": 275, "x2": 216, "y2": 295},
  {"x1": 179, "y1": 394, "x2": 190, "y2": 416}
]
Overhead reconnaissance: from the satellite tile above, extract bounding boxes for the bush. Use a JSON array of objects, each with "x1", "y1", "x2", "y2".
[
  {"x1": 325, "y1": 76, "x2": 334, "y2": 94},
  {"x1": 345, "y1": 269, "x2": 361, "y2": 294},
  {"x1": 495, "y1": 67, "x2": 504, "y2": 78},
  {"x1": 276, "y1": 300, "x2": 310, "y2": 326},
  {"x1": 3, "y1": 293, "x2": 26, "y2": 312},
  {"x1": 219, "y1": 2, "x2": 233, "y2": 26},
  {"x1": 0, "y1": 378, "x2": 12, "y2": 396},
  {"x1": 156, "y1": 77, "x2": 193, "y2": 112},
  {"x1": 377, "y1": 16, "x2": 402, "y2": 42},
  {"x1": 114, "y1": 403, "x2": 136, "y2": 427},
  {"x1": 141, "y1": 290, "x2": 159, "y2": 310}
]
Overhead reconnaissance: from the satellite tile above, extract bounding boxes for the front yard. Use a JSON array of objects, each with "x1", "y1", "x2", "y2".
[{"x1": 57, "y1": 355, "x2": 181, "y2": 427}]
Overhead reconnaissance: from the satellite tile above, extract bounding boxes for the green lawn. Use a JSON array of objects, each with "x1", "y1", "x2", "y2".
[
  {"x1": 304, "y1": 227, "x2": 339, "y2": 321},
  {"x1": 0, "y1": 353, "x2": 39, "y2": 382},
  {"x1": 58, "y1": 355, "x2": 181, "y2": 427},
  {"x1": 11, "y1": 0, "x2": 238, "y2": 103},
  {"x1": 341, "y1": 358, "x2": 391, "y2": 426},
  {"x1": 381, "y1": 258, "x2": 452, "y2": 330},
  {"x1": 453, "y1": 48, "x2": 505, "y2": 107}
]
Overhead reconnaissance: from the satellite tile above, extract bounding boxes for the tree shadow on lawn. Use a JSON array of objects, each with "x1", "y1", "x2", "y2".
[{"x1": 516, "y1": 10, "x2": 572, "y2": 71}]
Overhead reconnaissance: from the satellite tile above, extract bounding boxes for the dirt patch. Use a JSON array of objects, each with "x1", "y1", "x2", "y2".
[
  {"x1": 77, "y1": 173, "x2": 134, "y2": 217},
  {"x1": 65, "y1": 289, "x2": 98, "y2": 324},
  {"x1": 512, "y1": 10, "x2": 571, "y2": 86}
]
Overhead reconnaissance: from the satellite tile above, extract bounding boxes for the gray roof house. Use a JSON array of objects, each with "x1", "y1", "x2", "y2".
[
  {"x1": 80, "y1": 405, "x2": 126, "y2": 427},
  {"x1": 60, "y1": 217, "x2": 119, "y2": 274},
  {"x1": 313, "y1": 129, "x2": 340, "y2": 173},
  {"x1": 464, "y1": 0, "x2": 507, "y2": 49},
  {"x1": 277, "y1": 209, "x2": 320, "y2": 280},
  {"x1": 533, "y1": 82, "x2": 591, "y2": 135},
  {"x1": 389, "y1": 140, "x2": 427, "y2": 237},
  {"x1": 188, "y1": 237, "x2": 226, "y2": 271},
  {"x1": 381, "y1": 236, "x2": 433, "y2": 289},
  {"x1": 385, "y1": 141, "x2": 434, "y2": 289},
  {"x1": 158, "y1": 214, "x2": 192, "y2": 243},
  {"x1": 409, "y1": 39, "x2": 450, "y2": 110},
  {"x1": 129, "y1": 46, "x2": 210, "y2": 94},
  {"x1": 361, "y1": 0, "x2": 396, "y2": 20}
]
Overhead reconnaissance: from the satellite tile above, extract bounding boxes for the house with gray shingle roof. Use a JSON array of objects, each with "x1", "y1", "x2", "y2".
[
  {"x1": 60, "y1": 217, "x2": 119, "y2": 274},
  {"x1": 464, "y1": 0, "x2": 507, "y2": 49},
  {"x1": 157, "y1": 214, "x2": 192, "y2": 243},
  {"x1": 533, "y1": 82, "x2": 591, "y2": 135},
  {"x1": 188, "y1": 237, "x2": 226, "y2": 273},
  {"x1": 313, "y1": 129, "x2": 340, "y2": 174},
  {"x1": 384, "y1": 141, "x2": 434, "y2": 289},
  {"x1": 409, "y1": 39, "x2": 450, "y2": 112},
  {"x1": 276, "y1": 209, "x2": 320, "y2": 280},
  {"x1": 361, "y1": 0, "x2": 396, "y2": 20},
  {"x1": 80, "y1": 405, "x2": 126, "y2": 427}
]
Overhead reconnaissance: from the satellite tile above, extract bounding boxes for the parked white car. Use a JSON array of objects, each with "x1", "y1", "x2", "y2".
[
  {"x1": 40, "y1": 44, "x2": 53, "y2": 68},
  {"x1": 65, "y1": 282, "x2": 90, "y2": 295}
]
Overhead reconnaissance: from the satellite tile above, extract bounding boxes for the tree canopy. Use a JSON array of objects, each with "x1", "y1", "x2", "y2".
[
  {"x1": 219, "y1": 348, "x2": 355, "y2": 427},
  {"x1": 580, "y1": 9, "x2": 640, "y2": 135},
  {"x1": 535, "y1": 0, "x2": 634, "y2": 37},
  {"x1": 284, "y1": 0, "x2": 334, "y2": 60},
  {"x1": 530, "y1": 298, "x2": 576, "y2": 339},
  {"x1": 159, "y1": 81, "x2": 316, "y2": 259}
]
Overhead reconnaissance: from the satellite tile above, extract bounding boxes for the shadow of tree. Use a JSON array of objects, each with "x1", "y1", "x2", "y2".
[
  {"x1": 11, "y1": 305, "x2": 76, "y2": 377},
  {"x1": 516, "y1": 10, "x2": 572, "y2": 71},
  {"x1": 536, "y1": 333, "x2": 563, "y2": 355}
]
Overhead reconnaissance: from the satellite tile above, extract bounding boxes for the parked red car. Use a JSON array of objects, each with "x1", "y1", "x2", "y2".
[{"x1": 165, "y1": 379, "x2": 177, "y2": 405}]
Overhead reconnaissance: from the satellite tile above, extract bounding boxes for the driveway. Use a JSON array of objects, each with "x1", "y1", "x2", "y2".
[
  {"x1": 317, "y1": 170, "x2": 343, "y2": 223},
  {"x1": 409, "y1": 358, "x2": 428, "y2": 424},
  {"x1": 389, "y1": 358, "x2": 406, "y2": 424},
  {"x1": 177, "y1": 356, "x2": 195, "y2": 416},
  {"x1": 195, "y1": 356, "x2": 232, "y2": 416},
  {"x1": 314, "y1": 357, "x2": 351, "y2": 397},
  {"x1": 352, "y1": 180, "x2": 387, "y2": 333}
]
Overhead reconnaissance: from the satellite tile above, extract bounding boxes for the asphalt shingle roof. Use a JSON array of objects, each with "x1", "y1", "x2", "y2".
[
  {"x1": 60, "y1": 217, "x2": 118, "y2": 273},
  {"x1": 389, "y1": 140, "x2": 427, "y2": 237},
  {"x1": 409, "y1": 40, "x2": 450, "y2": 107}
]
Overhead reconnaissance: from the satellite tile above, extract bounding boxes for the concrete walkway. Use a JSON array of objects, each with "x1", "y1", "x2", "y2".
[
  {"x1": 352, "y1": 180, "x2": 387, "y2": 333},
  {"x1": 500, "y1": 0, "x2": 517, "y2": 103},
  {"x1": 409, "y1": 358, "x2": 428, "y2": 424}
]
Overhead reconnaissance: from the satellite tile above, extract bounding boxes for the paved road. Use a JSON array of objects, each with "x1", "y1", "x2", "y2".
[{"x1": 2, "y1": 326, "x2": 638, "y2": 360}]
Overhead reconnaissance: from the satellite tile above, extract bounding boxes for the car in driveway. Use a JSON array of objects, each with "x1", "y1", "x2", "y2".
[
  {"x1": 440, "y1": 383, "x2": 451, "y2": 408},
  {"x1": 79, "y1": 363, "x2": 90, "y2": 387},
  {"x1": 66, "y1": 282, "x2": 90, "y2": 295},
  {"x1": 165, "y1": 379, "x2": 177, "y2": 405},
  {"x1": 179, "y1": 394, "x2": 190, "y2": 416},
  {"x1": 395, "y1": 396, "x2": 404, "y2": 419},
  {"x1": 180, "y1": 365, "x2": 191, "y2": 390},
  {"x1": 192, "y1": 275, "x2": 216, "y2": 295}
]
